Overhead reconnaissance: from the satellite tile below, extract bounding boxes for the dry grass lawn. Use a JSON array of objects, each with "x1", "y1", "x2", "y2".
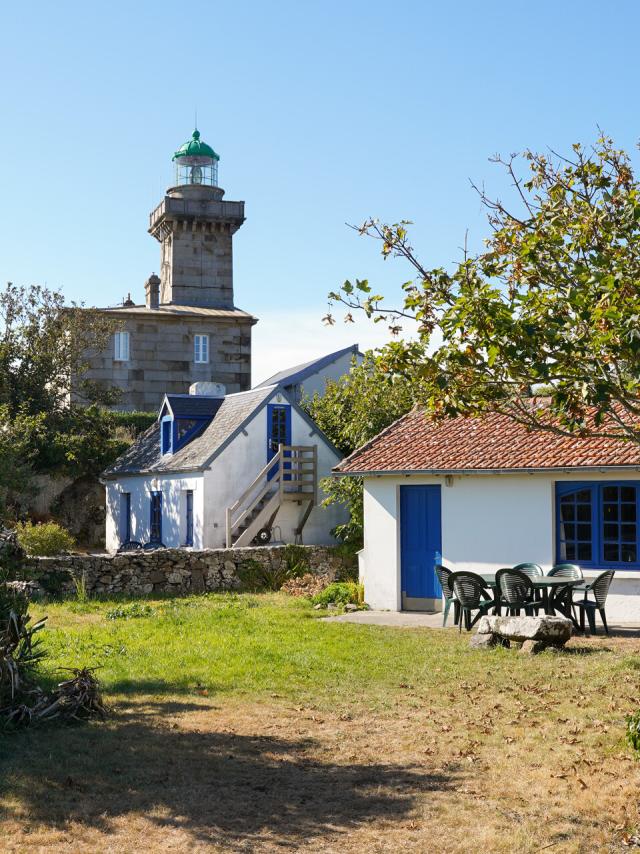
[{"x1": 0, "y1": 594, "x2": 639, "y2": 853}]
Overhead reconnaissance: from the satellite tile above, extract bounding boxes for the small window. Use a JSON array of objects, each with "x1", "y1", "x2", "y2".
[
  {"x1": 185, "y1": 490, "x2": 193, "y2": 546},
  {"x1": 194, "y1": 334, "x2": 209, "y2": 364},
  {"x1": 114, "y1": 331, "x2": 130, "y2": 362},
  {"x1": 120, "y1": 492, "x2": 131, "y2": 543},
  {"x1": 150, "y1": 491, "x2": 162, "y2": 543}
]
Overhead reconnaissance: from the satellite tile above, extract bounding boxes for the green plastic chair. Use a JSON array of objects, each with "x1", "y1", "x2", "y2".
[
  {"x1": 573, "y1": 570, "x2": 615, "y2": 635},
  {"x1": 548, "y1": 564, "x2": 584, "y2": 618},
  {"x1": 435, "y1": 564, "x2": 460, "y2": 627},
  {"x1": 496, "y1": 568, "x2": 539, "y2": 616},
  {"x1": 449, "y1": 571, "x2": 495, "y2": 632},
  {"x1": 513, "y1": 563, "x2": 544, "y2": 609}
]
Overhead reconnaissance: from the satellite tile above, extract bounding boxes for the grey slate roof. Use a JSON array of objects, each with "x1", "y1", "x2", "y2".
[
  {"x1": 163, "y1": 394, "x2": 224, "y2": 419},
  {"x1": 100, "y1": 303, "x2": 257, "y2": 321},
  {"x1": 103, "y1": 386, "x2": 276, "y2": 478},
  {"x1": 254, "y1": 344, "x2": 360, "y2": 389}
]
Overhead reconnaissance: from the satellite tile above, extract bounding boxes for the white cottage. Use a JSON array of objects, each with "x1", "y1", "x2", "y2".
[
  {"x1": 335, "y1": 408, "x2": 640, "y2": 623},
  {"x1": 102, "y1": 383, "x2": 346, "y2": 552}
]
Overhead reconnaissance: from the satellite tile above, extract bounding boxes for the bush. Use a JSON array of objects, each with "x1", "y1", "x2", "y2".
[
  {"x1": 15, "y1": 521, "x2": 75, "y2": 556},
  {"x1": 311, "y1": 581, "x2": 364, "y2": 607},
  {"x1": 237, "y1": 558, "x2": 306, "y2": 592},
  {"x1": 626, "y1": 710, "x2": 640, "y2": 756}
]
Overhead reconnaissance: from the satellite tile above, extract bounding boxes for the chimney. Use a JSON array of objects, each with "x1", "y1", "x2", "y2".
[
  {"x1": 189, "y1": 382, "x2": 226, "y2": 398},
  {"x1": 145, "y1": 273, "x2": 160, "y2": 309}
]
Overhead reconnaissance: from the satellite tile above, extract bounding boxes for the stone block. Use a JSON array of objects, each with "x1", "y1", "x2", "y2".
[
  {"x1": 469, "y1": 632, "x2": 499, "y2": 649},
  {"x1": 477, "y1": 615, "x2": 572, "y2": 645}
]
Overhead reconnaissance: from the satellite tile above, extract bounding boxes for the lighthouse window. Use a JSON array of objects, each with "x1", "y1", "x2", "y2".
[
  {"x1": 194, "y1": 334, "x2": 209, "y2": 364},
  {"x1": 114, "y1": 331, "x2": 130, "y2": 362}
]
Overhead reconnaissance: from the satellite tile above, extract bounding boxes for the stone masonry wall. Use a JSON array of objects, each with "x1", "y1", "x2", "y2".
[{"x1": 23, "y1": 545, "x2": 352, "y2": 597}]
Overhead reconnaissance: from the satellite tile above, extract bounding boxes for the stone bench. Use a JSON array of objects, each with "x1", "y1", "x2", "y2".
[{"x1": 470, "y1": 614, "x2": 573, "y2": 653}]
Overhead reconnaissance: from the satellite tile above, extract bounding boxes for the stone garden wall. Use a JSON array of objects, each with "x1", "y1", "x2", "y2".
[{"x1": 22, "y1": 545, "x2": 353, "y2": 597}]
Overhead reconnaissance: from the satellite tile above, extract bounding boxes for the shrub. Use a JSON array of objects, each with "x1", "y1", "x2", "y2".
[
  {"x1": 311, "y1": 581, "x2": 364, "y2": 607},
  {"x1": 626, "y1": 710, "x2": 640, "y2": 756},
  {"x1": 237, "y1": 557, "x2": 306, "y2": 592},
  {"x1": 15, "y1": 521, "x2": 75, "y2": 556}
]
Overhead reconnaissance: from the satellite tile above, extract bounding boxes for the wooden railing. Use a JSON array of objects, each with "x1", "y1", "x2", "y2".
[{"x1": 225, "y1": 444, "x2": 317, "y2": 548}]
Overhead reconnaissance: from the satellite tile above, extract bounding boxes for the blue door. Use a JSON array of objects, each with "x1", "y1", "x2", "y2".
[
  {"x1": 267, "y1": 404, "x2": 291, "y2": 480},
  {"x1": 400, "y1": 485, "x2": 442, "y2": 611}
]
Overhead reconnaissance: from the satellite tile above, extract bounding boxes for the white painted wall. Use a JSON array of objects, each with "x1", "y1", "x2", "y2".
[
  {"x1": 105, "y1": 473, "x2": 204, "y2": 553},
  {"x1": 203, "y1": 393, "x2": 346, "y2": 547},
  {"x1": 360, "y1": 471, "x2": 640, "y2": 622},
  {"x1": 293, "y1": 350, "x2": 363, "y2": 402}
]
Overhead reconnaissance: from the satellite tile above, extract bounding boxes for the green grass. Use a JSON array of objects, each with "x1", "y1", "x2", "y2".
[
  {"x1": 33, "y1": 592, "x2": 456, "y2": 705},
  {"x1": 31, "y1": 592, "x2": 636, "y2": 710}
]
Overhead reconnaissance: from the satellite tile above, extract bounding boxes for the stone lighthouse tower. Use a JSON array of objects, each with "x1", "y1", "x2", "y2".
[
  {"x1": 149, "y1": 130, "x2": 246, "y2": 308},
  {"x1": 74, "y1": 129, "x2": 256, "y2": 411}
]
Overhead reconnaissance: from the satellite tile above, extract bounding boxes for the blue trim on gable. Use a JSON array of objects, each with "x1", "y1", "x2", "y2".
[{"x1": 255, "y1": 344, "x2": 360, "y2": 390}]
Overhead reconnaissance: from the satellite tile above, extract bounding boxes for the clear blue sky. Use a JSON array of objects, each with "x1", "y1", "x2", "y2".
[{"x1": 1, "y1": 1, "x2": 639, "y2": 381}]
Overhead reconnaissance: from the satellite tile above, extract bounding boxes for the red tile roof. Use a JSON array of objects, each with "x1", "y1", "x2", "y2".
[{"x1": 335, "y1": 408, "x2": 640, "y2": 474}]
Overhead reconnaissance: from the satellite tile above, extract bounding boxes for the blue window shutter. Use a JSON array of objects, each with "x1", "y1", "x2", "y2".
[
  {"x1": 161, "y1": 418, "x2": 172, "y2": 455},
  {"x1": 150, "y1": 492, "x2": 162, "y2": 543},
  {"x1": 185, "y1": 490, "x2": 193, "y2": 546},
  {"x1": 121, "y1": 493, "x2": 131, "y2": 542}
]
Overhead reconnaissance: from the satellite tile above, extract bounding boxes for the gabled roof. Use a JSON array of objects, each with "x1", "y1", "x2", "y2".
[
  {"x1": 254, "y1": 344, "x2": 361, "y2": 390},
  {"x1": 335, "y1": 407, "x2": 640, "y2": 475},
  {"x1": 161, "y1": 394, "x2": 224, "y2": 420},
  {"x1": 103, "y1": 386, "x2": 276, "y2": 477}
]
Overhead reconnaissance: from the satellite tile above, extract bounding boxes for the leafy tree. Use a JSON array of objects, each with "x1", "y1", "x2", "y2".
[
  {"x1": 326, "y1": 135, "x2": 640, "y2": 440},
  {"x1": 304, "y1": 353, "x2": 416, "y2": 544},
  {"x1": 0, "y1": 282, "x2": 117, "y2": 417},
  {"x1": 0, "y1": 282, "x2": 131, "y2": 518}
]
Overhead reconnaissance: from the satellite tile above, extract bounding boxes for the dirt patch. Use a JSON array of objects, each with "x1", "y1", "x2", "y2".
[{"x1": 1, "y1": 682, "x2": 639, "y2": 853}]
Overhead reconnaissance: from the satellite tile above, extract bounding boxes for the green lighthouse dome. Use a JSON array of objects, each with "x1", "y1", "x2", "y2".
[
  {"x1": 172, "y1": 128, "x2": 220, "y2": 187},
  {"x1": 172, "y1": 129, "x2": 219, "y2": 164}
]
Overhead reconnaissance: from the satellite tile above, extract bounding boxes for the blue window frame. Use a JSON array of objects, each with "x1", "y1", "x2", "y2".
[
  {"x1": 150, "y1": 491, "x2": 163, "y2": 543},
  {"x1": 120, "y1": 492, "x2": 131, "y2": 543},
  {"x1": 556, "y1": 481, "x2": 639, "y2": 568},
  {"x1": 161, "y1": 418, "x2": 172, "y2": 455},
  {"x1": 185, "y1": 490, "x2": 193, "y2": 546},
  {"x1": 160, "y1": 415, "x2": 207, "y2": 456}
]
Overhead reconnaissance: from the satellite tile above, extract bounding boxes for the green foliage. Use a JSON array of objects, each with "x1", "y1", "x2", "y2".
[
  {"x1": 326, "y1": 135, "x2": 640, "y2": 441},
  {"x1": 0, "y1": 282, "x2": 116, "y2": 418},
  {"x1": 626, "y1": 710, "x2": 640, "y2": 756},
  {"x1": 0, "y1": 585, "x2": 29, "y2": 624},
  {"x1": 282, "y1": 544, "x2": 310, "y2": 574},
  {"x1": 106, "y1": 603, "x2": 156, "y2": 621},
  {"x1": 15, "y1": 521, "x2": 75, "y2": 557},
  {"x1": 237, "y1": 558, "x2": 306, "y2": 593},
  {"x1": 304, "y1": 352, "x2": 416, "y2": 457},
  {"x1": 304, "y1": 353, "x2": 416, "y2": 546},
  {"x1": 311, "y1": 581, "x2": 364, "y2": 607}
]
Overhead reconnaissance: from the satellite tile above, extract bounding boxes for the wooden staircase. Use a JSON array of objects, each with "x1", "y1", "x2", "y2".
[{"x1": 225, "y1": 445, "x2": 318, "y2": 548}]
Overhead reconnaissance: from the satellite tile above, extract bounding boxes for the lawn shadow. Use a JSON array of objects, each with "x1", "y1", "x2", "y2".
[{"x1": 0, "y1": 700, "x2": 454, "y2": 849}]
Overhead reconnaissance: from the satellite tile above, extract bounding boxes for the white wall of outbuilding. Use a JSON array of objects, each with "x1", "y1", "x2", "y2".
[{"x1": 360, "y1": 471, "x2": 640, "y2": 623}]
